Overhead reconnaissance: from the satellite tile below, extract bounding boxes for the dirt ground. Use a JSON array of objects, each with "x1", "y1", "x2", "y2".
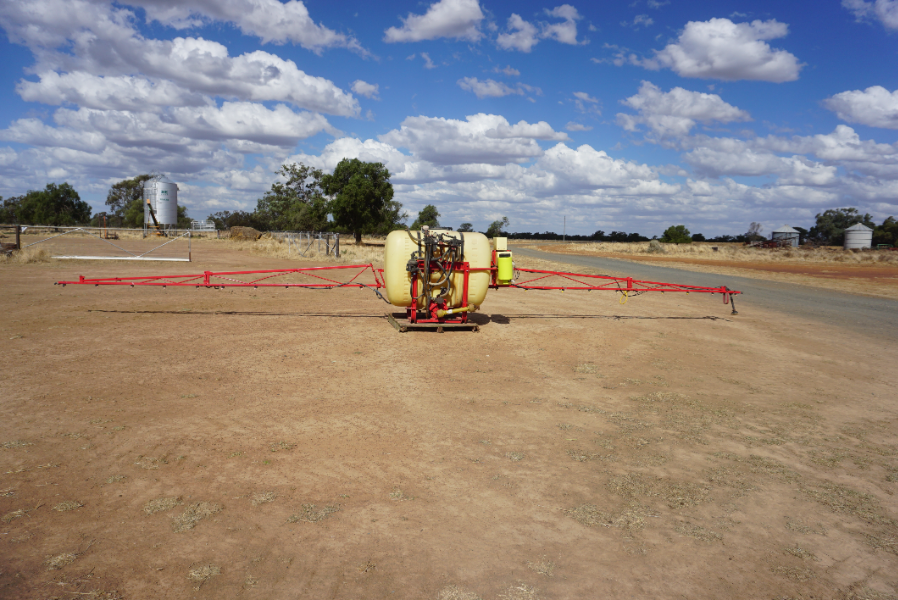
[
  {"x1": 525, "y1": 243, "x2": 898, "y2": 300},
  {"x1": 2, "y1": 240, "x2": 897, "y2": 600}
]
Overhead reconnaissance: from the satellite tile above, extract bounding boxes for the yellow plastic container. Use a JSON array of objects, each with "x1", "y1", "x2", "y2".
[
  {"x1": 383, "y1": 229, "x2": 491, "y2": 308},
  {"x1": 496, "y1": 252, "x2": 513, "y2": 284}
]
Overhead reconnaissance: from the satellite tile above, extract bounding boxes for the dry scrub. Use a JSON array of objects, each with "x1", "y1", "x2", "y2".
[
  {"x1": 524, "y1": 241, "x2": 898, "y2": 266},
  {"x1": 224, "y1": 236, "x2": 384, "y2": 264}
]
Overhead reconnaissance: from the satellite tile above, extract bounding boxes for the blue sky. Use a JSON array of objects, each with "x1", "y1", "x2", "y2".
[{"x1": 1, "y1": 0, "x2": 897, "y2": 236}]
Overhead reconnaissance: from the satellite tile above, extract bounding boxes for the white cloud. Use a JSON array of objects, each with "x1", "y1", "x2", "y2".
[
  {"x1": 131, "y1": 0, "x2": 367, "y2": 54},
  {"x1": 541, "y1": 5, "x2": 583, "y2": 45},
  {"x1": 641, "y1": 18, "x2": 803, "y2": 82},
  {"x1": 351, "y1": 80, "x2": 380, "y2": 100},
  {"x1": 566, "y1": 122, "x2": 593, "y2": 132},
  {"x1": 384, "y1": 0, "x2": 484, "y2": 43},
  {"x1": 623, "y1": 15, "x2": 654, "y2": 29},
  {"x1": 494, "y1": 65, "x2": 521, "y2": 76},
  {"x1": 379, "y1": 113, "x2": 567, "y2": 165},
  {"x1": 421, "y1": 52, "x2": 437, "y2": 69},
  {"x1": 457, "y1": 77, "x2": 541, "y2": 99},
  {"x1": 684, "y1": 146, "x2": 837, "y2": 186},
  {"x1": 825, "y1": 86, "x2": 898, "y2": 129},
  {"x1": 843, "y1": 0, "x2": 898, "y2": 30},
  {"x1": 616, "y1": 81, "x2": 751, "y2": 137},
  {"x1": 16, "y1": 72, "x2": 210, "y2": 111},
  {"x1": 496, "y1": 14, "x2": 541, "y2": 52},
  {"x1": 496, "y1": 5, "x2": 584, "y2": 53},
  {"x1": 573, "y1": 91, "x2": 600, "y2": 114}
]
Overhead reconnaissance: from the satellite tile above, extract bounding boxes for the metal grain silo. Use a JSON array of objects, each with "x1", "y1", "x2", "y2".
[
  {"x1": 144, "y1": 177, "x2": 179, "y2": 226},
  {"x1": 771, "y1": 225, "x2": 799, "y2": 247},
  {"x1": 844, "y1": 223, "x2": 873, "y2": 249}
]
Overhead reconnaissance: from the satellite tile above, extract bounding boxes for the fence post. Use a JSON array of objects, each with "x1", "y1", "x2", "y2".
[
  {"x1": 326, "y1": 234, "x2": 331, "y2": 256},
  {"x1": 15, "y1": 224, "x2": 21, "y2": 250},
  {"x1": 335, "y1": 233, "x2": 339, "y2": 258}
]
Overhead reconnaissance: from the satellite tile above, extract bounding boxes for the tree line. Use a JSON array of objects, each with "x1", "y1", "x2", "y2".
[{"x1": 2, "y1": 166, "x2": 896, "y2": 248}]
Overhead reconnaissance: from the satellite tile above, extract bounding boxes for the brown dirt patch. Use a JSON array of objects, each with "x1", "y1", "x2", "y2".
[{"x1": 1, "y1": 239, "x2": 897, "y2": 599}]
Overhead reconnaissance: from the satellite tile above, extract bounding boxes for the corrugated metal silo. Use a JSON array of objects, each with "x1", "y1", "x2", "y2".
[
  {"x1": 844, "y1": 223, "x2": 873, "y2": 249},
  {"x1": 771, "y1": 225, "x2": 799, "y2": 247},
  {"x1": 144, "y1": 178, "x2": 179, "y2": 226}
]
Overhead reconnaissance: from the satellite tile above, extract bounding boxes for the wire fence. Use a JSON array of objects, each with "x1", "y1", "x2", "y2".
[
  {"x1": 269, "y1": 231, "x2": 340, "y2": 258},
  {"x1": 1, "y1": 225, "x2": 195, "y2": 261}
]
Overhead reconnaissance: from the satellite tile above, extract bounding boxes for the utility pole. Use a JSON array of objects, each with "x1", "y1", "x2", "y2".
[{"x1": 563, "y1": 216, "x2": 566, "y2": 242}]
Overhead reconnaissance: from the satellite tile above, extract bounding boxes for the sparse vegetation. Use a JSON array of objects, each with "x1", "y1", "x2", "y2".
[
  {"x1": 187, "y1": 564, "x2": 220, "y2": 590},
  {"x1": 287, "y1": 503, "x2": 340, "y2": 523},
  {"x1": 144, "y1": 497, "x2": 183, "y2": 515},
  {"x1": 172, "y1": 502, "x2": 222, "y2": 532}
]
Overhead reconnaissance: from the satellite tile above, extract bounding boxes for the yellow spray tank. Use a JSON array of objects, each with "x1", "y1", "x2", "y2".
[{"x1": 383, "y1": 229, "x2": 492, "y2": 309}]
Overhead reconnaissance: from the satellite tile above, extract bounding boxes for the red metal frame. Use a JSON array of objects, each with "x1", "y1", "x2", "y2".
[{"x1": 56, "y1": 262, "x2": 742, "y2": 317}]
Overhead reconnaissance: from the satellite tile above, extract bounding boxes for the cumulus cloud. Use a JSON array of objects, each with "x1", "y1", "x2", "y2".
[
  {"x1": 843, "y1": 0, "x2": 898, "y2": 30},
  {"x1": 641, "y1": 18, "x2": 803, "y2": 82},
  {"x1": 457, "y1": 77, "x2": 540, "y2": 99},
  {"x1": 494, "y1": 65, "x2": 521, "y2": 76},
  {"x1": 684, "y1": 146, "x2": 837, "y2": 186},
  {"x1": 825, "y1": 86, "x2": 898, "y2": 129},
  {"x1": 384, "y1": 0, "x2": 484, "y2": 43},
  {"x1": 616, "y1": 81, "x2": 751, "y2": 137},
  {"x1": 496, "y1": 5, "x2": 584, "y2": 53},
  {"x1": 379, "y1": 113, "x2": 567, "y2": 165},
  {"x1": 131, "y1": 0, "x2": 368, "y2": 54},
  {"x1": 351, "y1": 80, "x2": 380, "y2": 100},
  {"x1": 566, "y1": 122, "x2": 593, "y2": 132}
]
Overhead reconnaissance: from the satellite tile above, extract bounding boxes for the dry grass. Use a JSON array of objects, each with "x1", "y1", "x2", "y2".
[
  {"x1": 53, "y1": 500, "x2": 83, "y2": 512},
  {"x1": 251, "y1": 491, "x2": 277, "y2": 506},
  {"x1": 565, "y1": 503, "x2": 647, "y2": 531},
  {"x1": 2, "y1": 508, "x2": 26, "y2": 523},
  {"x1": 389, "y1": 488, "x2": 414, "y2": 501},
  {"x1": 783, "y1": 545, "x2": 818, "y2": 560},
  {"x1": 187, "y1": 564, "x2": 220, "y2": 590},
  {"x1": 532, "y1": 241, "x2": 898, "y2": 266},
  {"x1": 0, "y1": 247, "x2": 53, "y2": 264},
  {"x1": 224, "y1": 236, "x2": 384, "y2": 265},
  {"x1": 269, "y1": 441, "x2": 295, "y2": 452},
  {"x1": 498, "y1": 582, "x2": 540, "y2": 600},
  {"x1": 2, "y1": 440, "x2": 33, "y2": 449},
  {"x1": 287, "y1": 503, "x2": 340, "y2": 523},
  {"x1": 172, "y1": 502, "x2": 222, "y2": 532},
  {"x1": 771, "y1": 565, "x2": 815, "y2": 582},
  {"x1": 675, "y1": 523, "x2": 723, "y2": 542},
  {"x1": 800, "y1": 481, "x2": 890, "y2": 524},
  {"x1": 527, "y1": 557, "x2": 555, "y2": 577},
  {"x1": 437, "y1": 585, "x2": 483, "y2": 600},
  {"x1": 143, "y1": 496, "x2": 183, "y2": 515},
  {"x1": 506, "y1": 451, "x2": 526, "y2": 462},
  {"x1": 105, "y1": 475, "x2": 127, "y2": 484},
  {"x1": 46, "y1": 552, "x2": 78, "y2": 570}
]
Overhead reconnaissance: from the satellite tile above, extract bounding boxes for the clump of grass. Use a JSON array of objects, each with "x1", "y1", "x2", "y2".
[
  {"x1": 46, "y1": 552, "x2": 77, "y2": 570},
  {"x1": 270, "y1": 441, "x2": 294, "y2": 452},
  {"x1": 2, "y1": 247, "x2": 53, "y2": 264},
  {"x1": 134, "y1": 455, "x2": 168, "y2": 469},
  {"x1": 675, "y1": 523, "x2": 722, "y2": 542},
  {"x1": 390, "y1": 489, "x2": 414, "y2": 501},
  {"x1": 437, "y1": 585, "x2": 483, "y2": 600},
  {"x1": 865, "y1": 533, "x2": 898, "y2": 555},
  {"x1": 144, "y1": 496, "x2": 183, "y2": 515},
  {"x1": 800, "y1": 481, "x2": 890, "y2": 524},
  {"x1": 251, "y1": 491, "x2": 276, "y2": 506},
  {"x1": 105, "y1": 475, "x2": 127, "y2": 484},
  {"x1": 771, "y1": 565, "x2": 815, "y2": 582},
  {"x1": 784, "y1": 545, "x2": 818, "y2": 560},
  {"x1": 287, "y1": 503, "x2": 340, "y2": 523},
  {"x1": 527, "y1": 556, "x2": 555, "y2": 577},
  {"x1": 506, "y1": 451, "x2": 525, "y2": 462},
  {"x1": 567, "y1": 449, "x2": 598, "y2": 462},
  {"x1": 172, "y1": 502, "x2": 222, "y2": 532},
  {"x1": 2, "y1": 440, "x2": 33, "y2": 449},
  {"x1": 53, "y1": 501, "x2": 83, "y2": 512},
  {"x1": 557, "y1": 423, "x2": 573, "y2": 431},
  {"x1": 566, "y1": 503, "x2": 647, "y2": 531},
  {"x1": 2, "y1": 509, "x2": 26, "y2": 523},
  {"x1": 187, "y1": 564, "x2": 220, "y2": 590},
  {"x1": 785, "y1": 518, "x2": 827, "y2": 536},
  {"x1": 606, "y1": 472, "x2": 711, "y2": 508},
  {"x1": 498, "y1": 582, "x2": 539, "y2": 600},
  {"x1": 573, "y1": 363, "x2": 599, "y2": 374}
]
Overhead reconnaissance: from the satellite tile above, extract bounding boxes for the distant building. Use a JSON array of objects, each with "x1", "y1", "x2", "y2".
[{"x1": 771, "y1": 225, "x2": 799, "y2": 247}]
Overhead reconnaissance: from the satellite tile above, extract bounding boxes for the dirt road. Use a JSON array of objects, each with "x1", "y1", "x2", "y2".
[
  {"x1": 1, "y1": 243, "x2": 897, "y2": 599},
  {"x1": 514, "y1": 247, "x2": 898, "y2": 343}
]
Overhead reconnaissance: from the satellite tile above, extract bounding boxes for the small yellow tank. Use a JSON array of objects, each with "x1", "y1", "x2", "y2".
[{"x1": 383, "y1": 229, "x2": 491, "y2": 308}]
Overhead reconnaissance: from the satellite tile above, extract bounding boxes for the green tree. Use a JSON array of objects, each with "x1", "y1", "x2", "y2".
[
  {"x1": 457, "y1": 222, "x2": 474, "y2": 232},
  {"x1": 176, "y1": 205, "x2": 192, "y2": 229},
  {"x1": 873, "y1": 216, "x2": 897, "y2": 246},
  {"x1": 16, "y1": 183, "x2": 91, "y2": 225},
  {"x1": 485, "y1": 217, "x2": 509, "y2": 238},
  {"x1": 256, "y1": 163, "x2": 329, "y2": 231},
  {"x1": 809, "y1": 208, "x2": 874, "y2": 246},
  {"x1": 691, "y1": 233, "x2": 706, "y2": 242},
  {"x1": 208, "y1": 210, "x2": 267, "y2": 230},
  {"x1": 411, "y1": 204, "x2": 440, "y2": 229},
  {"x1": 321, "y1": 158, "x2": 394, "y2": 243},
  {"x1": 0, "y1": 195, "x2": 23, "y2": 223},
  {"x1": 106, "y1": 174, "x2": 152, "y2": 226},
  {"x1": 660, "y1": 224, "x2": 692, "y2": 244},
  {"x1": 374, "y1": 199, "x2": 408, "y2": 234},
  {"x1": 744, "y1": 222, "x2": 764, "y2": 242}
]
